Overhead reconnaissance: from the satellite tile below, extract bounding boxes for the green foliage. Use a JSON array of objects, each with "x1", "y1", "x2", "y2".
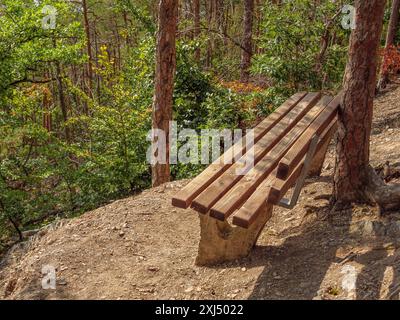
[
  {"x1": 0, "y1": 0, "x2": 84, "y2": 95},
  {"x1": 253, "y1": 0, "x2": 349, "y2": 91}
]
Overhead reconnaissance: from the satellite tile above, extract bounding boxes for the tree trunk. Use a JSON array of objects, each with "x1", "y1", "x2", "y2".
[
  {"x1": 215, "y1": 0, "x2": 224, "y2": 33},
  {"x1": 151, "y1": 0, "x2": 178, "y2": 187},
  {"x1": 55, "y1": 62, "x2": 71, "y2": 143},
  {"x1": 378, "y1": 0, "x2": 400, "y2": 91},
  {"x1": 193, "y1": 0, "x2": 200, "y2": 62},
  {"x1": 240, "y1": 0, "x2": 254, "y2": 83},
  {"x1": 82, "y1": 0, "x2": 93, "y2": 101},
  {"x1": 205, "y1": 0, "x2": 214, "y2": 68},
  {"x1": 386, "y1": 0, "x2": 400, "y2": 49},
  {"x1": 333, "y1": 0, "x2": 386, "y2": 206}
]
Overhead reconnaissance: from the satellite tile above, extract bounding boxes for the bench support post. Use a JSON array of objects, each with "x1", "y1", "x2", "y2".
[
  {"x1": 195, "y1": 205, "x2": 273, "y2": 266},
  {"x1": 308, "y1": 129, "x2": 335, "y2": 177},
  {"x1": 278, "y1": 134, "x2": 320, "y2": 209}
]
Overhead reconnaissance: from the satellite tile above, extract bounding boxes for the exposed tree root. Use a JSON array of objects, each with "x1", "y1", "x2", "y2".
[{"x1": 365, "y1": 165, "x2": 400, "y2": 213}]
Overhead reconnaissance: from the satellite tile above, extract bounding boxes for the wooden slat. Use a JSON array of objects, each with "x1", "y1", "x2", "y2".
[
  {"x1": 231, "y1": 176, "x2": 274, "y2": 229},
  {"x1": 190, "y1": 92, "x2": 322, "y2": 214},
  {"x1": 276, "y1": 94, "x2": 342, "y2": 180},
  {"x1": 232, "y1": 120, "x2": 337, "y2": 229},
  {"x1": 209, "y1": 95, "x2": 334, "y2": 221},
  {"x1": 171, "y1": 92, "x2": 307, "y2": 209},
  {"x1": 268, "y1": 121, "x2": 338, "y2": 205}
]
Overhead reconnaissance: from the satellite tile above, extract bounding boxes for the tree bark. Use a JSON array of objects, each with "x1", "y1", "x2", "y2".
[
  {"x1": 151, "y1": 0, "x2": 178, "y2": 187},
  {"x1": 240, "y1": 0, "x2": 254, "y2": 82},
  {"x1": 333, "y1": 0, "x2": 387, "y2": 206},
  {"x1": 82, "y1": 0, "x2": 93, "y2": 101},
  {"x1": 55, "y1": 62, "x2": 71, "y2": 143},
  {"x1": 378, "y1": 0, "x2": 400, "y2": 91},
  {"x1": 205, "y1": 0, "x2": 214, "y2": 68},
  {"x1": 386, "y1": 0, "x2": 400, "y2": 50},
  {"x1": 193, "y1": 0, "x2": 200, "y2": 61}
]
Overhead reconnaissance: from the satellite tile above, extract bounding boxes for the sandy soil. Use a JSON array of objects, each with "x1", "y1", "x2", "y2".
[{"x1": 1, "y1": 84, "x2": 400, "y2": 300}]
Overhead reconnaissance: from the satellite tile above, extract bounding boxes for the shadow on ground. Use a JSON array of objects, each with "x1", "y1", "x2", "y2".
[{"x1": 244, "y1": 206, "x2": 352, "y2": 299}]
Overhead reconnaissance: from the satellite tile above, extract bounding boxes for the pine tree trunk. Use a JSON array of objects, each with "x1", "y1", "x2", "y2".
[
  {"x1": 151, "y1": 0, "x2": 178, "y2": 187},
  {"x1": 206, "y1": 0, "x2": 214, "y2": 68},
  {"x1": 55, "y1": 62, "x2": 71, "y2": 143},
  {"x1": 82, "y1": 0, "x2": 93, "y2": 101},
  {"x1": 193, "y1": 0, "x2": 200, "y2": 62},
  {"x1": 378, "y1": 0, "x2": 400, "y2": 91},
  {"x1": 240, "y1": 0, "x2": 254, "y2": 83},
  {"x1": 333, "y1": 0, "x2": 386, "y2": 206}
]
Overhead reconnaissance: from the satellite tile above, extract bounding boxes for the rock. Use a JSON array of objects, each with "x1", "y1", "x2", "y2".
[
  {"x1": 305, "y1": 207, "x2": 314, "y2": 214},
  {"x1": 57, "y1": 278, "x2": 68, "y2": 286},
  {"x1": 147, "y1": 266, "x2": 159, "y2": 272},
  {"x1": 184, "y1": 286, "x2": 194, "y2": 293},
  {"x1": 119, "y1": 231, "x2": 125, "y2": 237},
  {"x1": 386, "y1": 221, "x2": 400, "y2": 237},
  {"x1": 361, "y1": 207, "x2": 370, "y2": 214},
  {"x1": 241, "y1": 267, "x2": 247, "y2": 272},
  {"x1": 354, "y1": 219, "x2": 388, "y2": 237},
  {"x1": 372, "y1": 221, "x2": 387, "y2": 237}
]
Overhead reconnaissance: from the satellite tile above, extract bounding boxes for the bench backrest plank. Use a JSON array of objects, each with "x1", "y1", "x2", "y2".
[
  {"x1": 171, "y1": 92, "x2": 308, "y2": 209},
  {"x1": 268, "y1": 121, "x2": 338, "y2": 205},
  {"x1": 276, "y1": 94, "x2": 342, "y2": 180},
  {"x1": 209, "y1": 95, "x2": 334, "y2": 221},
  {"x1": 232, "y1": 119, "x2": 338, "y2": 228},
  {"x1": 190, "y1": 92, "x2": 322, "y2": 214}
]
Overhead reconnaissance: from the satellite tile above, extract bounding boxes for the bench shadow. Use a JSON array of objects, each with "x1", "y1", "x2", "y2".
[
  {"x1": 240, "y1": 208, "x2": 400, "y2": 300},
  {"x1": 242, "y1": 205, "x2": 353, "y2": 300},
  {"x1": 353, "y1": 244, "x2": 400, "y2": 300}
]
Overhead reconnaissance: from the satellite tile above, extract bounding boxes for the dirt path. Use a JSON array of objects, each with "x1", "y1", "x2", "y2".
[{"x1": 1, "y1": 85, "x2": 400, "y2": 300}]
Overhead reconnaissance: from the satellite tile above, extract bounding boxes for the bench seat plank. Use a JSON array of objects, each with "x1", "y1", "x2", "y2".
[
  {"x1": 209, "y1": 95, "x2": 334, "y2": 221},
  {"x1": 171, "y1": 92, "x2": 307, "y2": 209},
  {"x1": 190, "y1": 92, "x2": 322, "y2": 214}
]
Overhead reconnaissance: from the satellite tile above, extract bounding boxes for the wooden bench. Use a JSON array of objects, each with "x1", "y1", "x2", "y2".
[{"x1": 172, "y1": 92, "x2": 342, "y2": 265}]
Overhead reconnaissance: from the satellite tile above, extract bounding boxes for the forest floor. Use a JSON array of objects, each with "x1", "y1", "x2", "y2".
[{"x1": 2, "y1": 84, "x2": 400, "y2": 300}]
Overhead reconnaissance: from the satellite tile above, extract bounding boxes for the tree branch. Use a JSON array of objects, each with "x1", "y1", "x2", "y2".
[{"x1": 178, "y1": 26, "x2": 251, "y2": 54}]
